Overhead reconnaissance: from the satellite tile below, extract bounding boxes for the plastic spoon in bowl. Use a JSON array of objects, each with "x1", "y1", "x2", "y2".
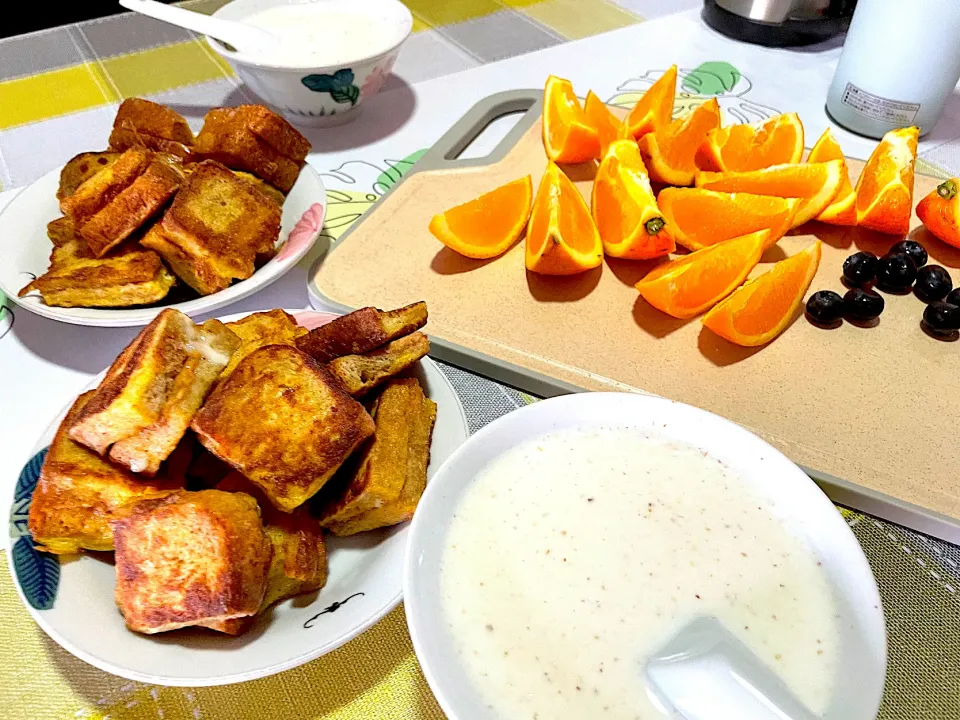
[
  {"x1": 118, "y1": 0, "x2": 278, "y2": 54},
  {"x1": 644, "y1": 616, "x2": 821, "y2": 720}
]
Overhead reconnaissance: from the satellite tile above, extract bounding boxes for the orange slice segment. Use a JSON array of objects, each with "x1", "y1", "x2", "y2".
[
  {"x1": 638, "y1": 98, "x2": 721, "y2": 187},
  {"x1": 696, "y1": 113, "x2": 804, "y2": 172},
  {"x1": 526, "y1": 162, "x2": 603, "y2": 275},
  {"x1": 695, "y1": 160, "x2": 844, "y2": 227},
  {"x1": 591, "y1": 140, "x2": 675, "y2": 259},
  {"x1": 702, "y1": 241, "x2": 822, "y2": 347},
  {"x1": 635, "y1": 228, "x2": 769, "y2": 319},
  {"x1": 806, "y1": 128, "x2": 856, "y2": 226},
  {"x1": 585, "y1": 91, "x2": 627, "y2": 159},
  {"x1": 855, "y1": 126, "x2": 919, "y2": 235},
  {"x1": 658, "y1": 188, "x2": 798, "y2": 251},
  {"x1": 917, "y1": 178, "x2": 960, "y2": 249},
  {"x1": 625, "y1": 65, "x2": 677, "y2": 140},
  {"x1": 428, "y1": 176, "x2": 533, "y2": 259},
  {"x1": 542, "y1": 75, "x2": 600, "y2": 164}
]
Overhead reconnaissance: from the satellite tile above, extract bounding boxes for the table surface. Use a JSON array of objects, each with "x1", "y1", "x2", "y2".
[{"x1": 1, "y1": 3, "x2": 959, "y2": 719}]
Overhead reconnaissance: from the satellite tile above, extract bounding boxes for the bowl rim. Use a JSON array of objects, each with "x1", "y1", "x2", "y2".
[
  {"x1": 207, "y1": 0, "x2": 413, "y2": 72},
  {"x1": 403, "y1": 391, "x2": 887, "y2": 720}
]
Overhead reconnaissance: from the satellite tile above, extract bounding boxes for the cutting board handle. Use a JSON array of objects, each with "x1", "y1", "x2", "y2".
[{"x1": 417, "y1": 89, "x2": 542, "y2": 169}]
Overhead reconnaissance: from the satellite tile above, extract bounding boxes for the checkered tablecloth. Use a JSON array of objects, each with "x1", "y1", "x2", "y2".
[{"x1": 1, "y1": 3, "x2": 959, "y2": 719}]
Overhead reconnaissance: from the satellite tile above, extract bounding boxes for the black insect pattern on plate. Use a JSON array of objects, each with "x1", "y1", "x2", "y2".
[{"x1": 303, "y1": 592, "x2": 365, "y2": 629}]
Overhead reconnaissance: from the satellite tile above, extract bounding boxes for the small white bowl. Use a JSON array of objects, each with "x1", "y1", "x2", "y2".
[
  {"x1": 404, "y1": 393, "x2": 887, "y2": 720},
  {"x1": 208, "y1": 0, "x2": 412, "y2": 127}
]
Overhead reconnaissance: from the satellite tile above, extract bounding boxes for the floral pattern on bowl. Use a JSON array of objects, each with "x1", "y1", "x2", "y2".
[{"x1": 9, "y1": 448, "x2": 59, "y2": 610}]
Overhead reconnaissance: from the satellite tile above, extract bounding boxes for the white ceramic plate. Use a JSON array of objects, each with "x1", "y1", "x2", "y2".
[
  {"x1": 404, "y1": 392, "x2": 887, "y2": 720},
  {"x1": 7, "y1": 309, "x2": 469, "y2": 686},
  {"x1": 0, "y1": 165, "x2": 327, "y2": 327}
]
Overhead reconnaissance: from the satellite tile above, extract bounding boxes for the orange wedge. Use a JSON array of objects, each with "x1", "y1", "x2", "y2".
[
  {"x1": 638, "y1": 98, "x2": 721, "y2": 187},
  {"x1": 917, "y1": 178, "x2": 960, "y2": 249},
  {"x1": 806, "y1": 129, "x2": 856, "y2": 225},
  {"x1": 696, "y1": 113, "x2": 804, "y2": 172},
  {"x1": 855, "y1": 126, "x2": 919, "y2": 235},
  {"x1": 703, "y1": 241, "x2": 822, "y2": 346},
  {"x1": 635, "y1": 229, "x2": 769, "y2": 319},
  {"x1": 658, "y1": 188, "x2": 798, "y2": 251},
  {"x1": 585, "y1": 91, "x2": 627, "y2": 158},
  {"x1": 591, "y1": 140, "x2": 674, "y2": 259},
  {"x1": 625, "y1": 65, "x2": 677, "y2": 140},
  {"x1": 542, "y1": 75, "x2": 600, "y2": 164},
  {"x1": 428, "y1": 176, "x2": 533, "y2": 259},
  {"x1": 695, "y1": 160, "x2": 844, "y2": 227},
  {"x1": 526, "y1": 162, "x2": 603, "y2": 275}
]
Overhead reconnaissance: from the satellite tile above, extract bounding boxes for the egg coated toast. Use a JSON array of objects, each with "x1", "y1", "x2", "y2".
[
  {"x1": 109, "y1": 98, "x2": 195, "y2": 161},
  {"x1": 27, "y1": 392, "x2": 184, "y2": 555},
  {"x1": 60, "y1": 147, "x2": 153, "y2": 230},
  {"x1": 140, "y1": 160, "x2": 281, "y2": 295},
  {"x1": 296, "y1": 302, "x2": 428, "y2": 363},
  {"x1": 321, "y1": 379, "x2": 437, "y2": 535},
  {"x1": 219, "y1": 309, "x2": 307, "y2": 381},
  {"x1": 111, "y1": 489, "x2": 270, "y2": 634},
  {"x1": 327, "y1": 332, "x2": 430, "y2": 397},
  {"x1": 194, "y1": 106, "x2": 309, "y2": 192},
  {"x1": 232, "y1": 170, "x2": 286, "y2": 206},
  {"x1": 57, "y1": 151, "x2": 120, "y2": 200},
  {"x1": 191, "y1": 345, "x2": 375, "y2": 512},
  {"x1": 68, "y1": 308, "x2": 240, "y2": 474}
]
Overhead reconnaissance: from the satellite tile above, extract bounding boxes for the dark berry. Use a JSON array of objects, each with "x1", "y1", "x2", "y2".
[
  {"x1": 842, "y1": 251, "x2": 878, "y2": 287},
  {"x1": 947, "y1": 288, "x2": 960, "y2": 306},
  {"x1": 843, "y1": 288, "x2": 885, "y2": 321},
  {"x1": 806, "y1": 290, "x2": 845, "y2": 325},
  {"x1": 921, "y1": 301, "x2": 960, "y2": 336},
  {"x1": 890, "y1": 240, "x2": 928, "y2": 268},
  {"x1": 913, "y1": 265, "x2": 953, "y2": 302},
  {"x1": 876, "y1": 253, "x2": 917, "y2": 292}
]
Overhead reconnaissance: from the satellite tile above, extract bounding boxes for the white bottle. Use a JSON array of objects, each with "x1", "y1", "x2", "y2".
[{"x1": 826, "y1": 0, "x2": 960, "y2": 138}]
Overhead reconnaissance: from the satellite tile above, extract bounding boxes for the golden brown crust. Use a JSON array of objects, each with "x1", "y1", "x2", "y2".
[
  {"x1": 232, "y1": 171, "x2": 286, "y2": 206},
  {"x1": 295, "y1": 302, "x2": 427, "y2": 363},
  {"x1": 111, "y1": 489, "x2": 270, "y2": 634},
  {"x1": 140, "y1": 160, "x2": 281, "y2": 295},
  {"x1": 108, "y1": 98, "x2": 195, "y2": 158},
  {"x1": 326, "y1": 332, "x2": 430, "y2": 397},
  {"x1": 237, "y1": 105, "x2": 310, "y2": 162},
  {"x1": 219, "y1": 309, "x2": 307, "y2": 382},
  {"x1": 27, "y1": 392, "x2": 183, "y2": 555},
  {"x1": 57, "y1": 152, "x2": 121, "y2": 201},
  {"x1": 60, "y1": 148, "x2": 153, "y2": 228},
  {"x1": 191, "y1": 345, "x2": 375, "y2": 512}
]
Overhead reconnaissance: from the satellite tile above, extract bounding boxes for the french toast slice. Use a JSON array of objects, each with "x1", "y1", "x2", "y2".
[
  {"x1": 140, "y1": 160, "x2": 281, "y2": 295},
  {"x1": 79, "y1": 155, "x2": 185, "y2": 257},
  {"x1": 111, "y1": 489, "x2": 271, "y2": 634},
  {"x1": 296, "y1": 302, "x2": 428, "y2": 363},
  {"x1": 326, "y1": 332, "x2": 430, "y2": 397},
  {"x1": 27, "y1": 391, "x2": 184, "y2": 555},
  {"x1": 203, "y1": 473, "x2": 328, "y2": 635},
  {"x1": 233, "y1": 170, "x2": 286, "y2": 206},
  {"x1": 191, "y1": 345, "x2": 375, "y2": 512},
  {"x1": 324, "y1": 380, "x2": 436, "y2": 535},
  {"x1": 108, "y1": 98, "x2": 195, "y2": 160},
  {"x1": 194, "y1": 106, "x2": 308, "y2": 192},
  {"x1": 67, "y1": 309, "x2": 240, "y2": 473},
  {"x1": 60, "y1": 147, "x2": 153, "y2": 229},
  {"x1": 219, "y1": 309, "x2": 307, "y2": 381},
  {"x1": 314, "y1": 379, "x2": 426, "y2": 528},
  {"x1": 57, "y1": 152, "x2": 121, "y2": 200}
]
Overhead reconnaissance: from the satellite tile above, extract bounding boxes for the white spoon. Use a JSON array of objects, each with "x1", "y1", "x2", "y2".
[
  {"x1": 644, "y1": 616, "x2": 821, "y2": 720},
  {"x1": 118, "y1": 0, "x2": 278, "y2": 54}
]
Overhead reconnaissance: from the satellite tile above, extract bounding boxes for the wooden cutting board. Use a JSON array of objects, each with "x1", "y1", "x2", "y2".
[{"x1": 310, "y1": 90, "x2": 960, "y2": 540}]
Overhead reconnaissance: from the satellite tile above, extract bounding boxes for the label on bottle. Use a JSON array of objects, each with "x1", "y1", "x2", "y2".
[{"x1": 840, "y1": 82, "x2": 920, "y2": 124}]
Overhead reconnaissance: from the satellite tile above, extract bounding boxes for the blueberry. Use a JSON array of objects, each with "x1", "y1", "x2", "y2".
[
  {"x1": 842, "y1": 251, "x2": 878, "y2": 287},
  {"x1": 876, "y1": 253, "x2": 917, "y2": 292},
  {"x1": 805, "y1": 290, "x2": 845, "y2": 325},
  {"x1": 890, "y1": 240, "x2": 928, "y2": 268},
  {"x1": 913, "y1": 265, "x2": 953, "y2": 302},
  {"x1": 921, "y1": 301, "x2": 960, "y2": 336},
  {"x1": 947, "y1": 288, "x2": 960, "y2": 306},
  {"x1": 843, "y1": 288, "x2": 885, "y2": 321}
]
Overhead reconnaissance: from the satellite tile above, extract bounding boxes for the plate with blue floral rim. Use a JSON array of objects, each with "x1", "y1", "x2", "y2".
[{"x1": 6, "y1": 309, "x2": 469, "y2": 686}]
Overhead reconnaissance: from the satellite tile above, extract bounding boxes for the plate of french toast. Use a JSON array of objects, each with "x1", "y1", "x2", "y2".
[
  {"x1": 0, "y1": 98, "x2": 327, "y2": 327},
  {"x1": 7, "y1": 302, "x2": 469, "y2": 685}
]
